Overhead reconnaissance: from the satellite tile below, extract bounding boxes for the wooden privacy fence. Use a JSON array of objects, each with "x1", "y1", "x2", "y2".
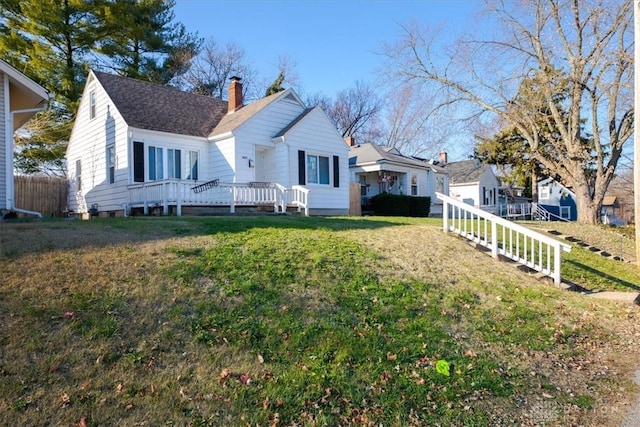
[{"x1": 14, "y1": 175, "x2": 69, "y2": 217}]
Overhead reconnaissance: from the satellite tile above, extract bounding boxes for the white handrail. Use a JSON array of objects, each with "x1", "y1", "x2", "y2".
[{"x1": 437, "y1": 192, "x2": 571, "y2": 284}]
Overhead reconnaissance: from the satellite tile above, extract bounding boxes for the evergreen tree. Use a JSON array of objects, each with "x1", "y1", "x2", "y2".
[
  {"x1": 0, "y1": 0, "x2": 100, "y2": 110},
  {"x1": 265, "y1": 71, "x2": 285, "y2": 96},
  {"x1": 0, "y1": 0, "x2": 197, "y2": 174},
  {"x1": 97, "y1": 0, "x2": 201, "y2": 84}
]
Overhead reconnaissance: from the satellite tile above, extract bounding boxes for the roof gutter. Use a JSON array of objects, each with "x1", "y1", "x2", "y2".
[{"x1": 7, "y1": 103, "x2": 49, "y2": 219}]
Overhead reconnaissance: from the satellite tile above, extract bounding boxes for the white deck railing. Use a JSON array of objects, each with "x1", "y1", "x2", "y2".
[
  {"x1": 437, "y1": 193, "x2": 571, "y2": 284},
  {"x1": 127, "y1": 180, "x2": 310, "y2": 216}
]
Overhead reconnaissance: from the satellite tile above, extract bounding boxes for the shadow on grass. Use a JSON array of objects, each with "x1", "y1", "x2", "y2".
[
  {"x1": 565, "y1": 259, "x2": 640, "y2": 291},
  {"x1": 0, "y1": 215, "x2": 421, "y2": 258}
]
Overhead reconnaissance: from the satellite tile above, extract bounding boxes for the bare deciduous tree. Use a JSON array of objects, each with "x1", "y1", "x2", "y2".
[
  {"x1": 381, "y1": 84, "x2": 457, "y2": 157},
  {"x1": 180, "y1": 38, "x2": 256, "y2": 99},
  {"x1": 386, "y1": 0, "x2": 633, "y2": 224},
  {"x1": 326, "y1": 81, "x2": 384, "y2": 142}
]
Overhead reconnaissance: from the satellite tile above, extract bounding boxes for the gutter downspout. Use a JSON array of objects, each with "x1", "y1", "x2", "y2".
[{"x1": 7, "y1": 104, "x2": 49, "y2": 219}]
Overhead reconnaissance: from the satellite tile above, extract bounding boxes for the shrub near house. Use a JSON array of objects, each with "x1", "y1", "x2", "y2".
[{"x1": 369, "y1": 193, "x2": 430, "y2": 217}]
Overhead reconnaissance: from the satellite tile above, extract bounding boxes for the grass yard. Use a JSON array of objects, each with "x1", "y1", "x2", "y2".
[{"x1": 0, "y1": 216, "x2": 639, "y2": 426}]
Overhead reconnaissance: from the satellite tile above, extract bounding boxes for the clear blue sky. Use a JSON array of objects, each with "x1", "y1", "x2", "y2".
[{"x1": 174, "y1": 0, "x2": 481, "y2": 99}]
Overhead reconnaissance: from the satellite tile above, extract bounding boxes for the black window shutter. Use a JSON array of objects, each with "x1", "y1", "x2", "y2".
[
  {"x1": 298, "y1": 150, "x2": 306, "y2": 185},
  {"x1": 333, "y1": 155, "x2": 339, "y2": 188},
  {"x1": 133, "y1": 141, "x2": 144, "y2": 182}
]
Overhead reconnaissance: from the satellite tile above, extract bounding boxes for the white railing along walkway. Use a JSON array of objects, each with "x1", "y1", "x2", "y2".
[
  {"x1": 437, "y1": 193, "x2": 571, "y2": 285},
  {"x1": 127, "y1": 180, "x2": 310, "y2": 216}
]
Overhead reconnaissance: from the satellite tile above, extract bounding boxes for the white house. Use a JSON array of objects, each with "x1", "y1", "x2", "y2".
[
  {"x1": 443, "y1": 156, "x2": 500, "y2": 211},
  {"x1": 348, "y1": 142, "x2": 448, "y2": 216},
  {"x1": 0, "y1": 60, "x2": 49, "y2": 218},
  {"x1": 66, "y1": 71, "x2": 349, "y2": 217},
  {"x1": 537, "y1": 177, "x2": 577, "y2": 221}
]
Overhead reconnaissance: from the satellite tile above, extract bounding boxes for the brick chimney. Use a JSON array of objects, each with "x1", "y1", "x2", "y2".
[
  {"x1": 345, "y1": 136, "x2": 356, "y2": 146},
  {"x1": 228, "y1": 76, "x2": 243, "y2": 112},
  {"x1": 439, "y1": 151, "x2": 448, "y2": 165}
]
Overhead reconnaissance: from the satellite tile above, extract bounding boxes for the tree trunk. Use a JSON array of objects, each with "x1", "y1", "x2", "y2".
[{"x1": 573, "y1": 184, "x2": 601, "y2": 224}]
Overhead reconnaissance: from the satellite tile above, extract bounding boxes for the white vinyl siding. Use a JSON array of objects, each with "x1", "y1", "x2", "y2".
[
  {"x1": 0, "y1": 73, "x2": 6, "y2": 209},
  {"x1": 66, "y1": 73, "x2": 130, "y2": 213}
]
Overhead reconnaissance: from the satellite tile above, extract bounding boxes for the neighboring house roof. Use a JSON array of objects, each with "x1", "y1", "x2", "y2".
[
  {"x1": 92, "y1": 70, "x2": 228, "y2": 137},
  {"x1": 602, "y1": 196, "x2": 619, "y2": 207},
  {"x1": 0, "y1": 59, "x2": 49, "y2": 129},
  {"x1": 349, "y1": 143, "x2": 445, "y2": 172},
  {"x1": 444, "y1": 159, "x2": 493, "y2": 185}
]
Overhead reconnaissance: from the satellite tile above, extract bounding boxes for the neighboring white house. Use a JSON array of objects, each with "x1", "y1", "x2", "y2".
[
  {"x1": 66, "y1": 71, "x2": 349, "y2": 217},
  {"x1": 537, "y1": 177, "x2": 577, "y2": 221},
  {"x1": 348, "y1": 142, "x2": 448, "y2": 216},
  {"x1": 443, "y1": 157, "x2": 500, "y2": 212},
  {"x1": 0, "y1": 59, "x2": 49, "y2": 217}
]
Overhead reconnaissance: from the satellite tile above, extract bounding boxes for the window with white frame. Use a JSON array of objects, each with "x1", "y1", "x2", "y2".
[
  {"x1": 75, "y1": 159, "x2": 82, "y2": 191},
  {"x1": 90, "y1": 91, "x2": 96, "y2": 120},
  {"x1": 436, "y1": 176, "x2": 445, "y2": 193},
  {"x1": 539, "y1": 186, "x2": 550, "y2": 200},
  {"x1": 306, "y1": 154, "x2": 330, "y2": 185},
  {"x1": 411, "y1": 174, "x2": 418, "y2": 196},
  {"x1": 148, "y1": 146, "x2": 163, "y2": 181},
  {"x1": 106, "y1": 146, "x2": 115, "y2": 184},
  {"x1": 168, "y1": 149, "x2": 181, "y2": 179},
  {"x1": 560, "y1": 206, "x2": 570, "y2": 219},
  {"x1": 185, "y1": 150, "x2": 198, "y2": 180},
  {"x1": 359, "y1": 175, "x2": 367, "y2": 196}
]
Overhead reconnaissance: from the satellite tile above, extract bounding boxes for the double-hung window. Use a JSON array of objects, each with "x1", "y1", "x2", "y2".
[
  {"x1": 148, "y1": 146, "x2": 163, "y2": 181},
  {"x1": 306, "y1": 154, "x2": 330, "y2": 185},
  {"x1": 89, "y1": 91, "x2": 96, "y2": 120},
  {"x1": 411, "y1": 174, "x2": 418, "y2": 196},
  {"x1": 168, "y1": 149, "x2": 181, "y2": 179},
  {"x1": 185, "y1": 150, "x2": 198, "y2": 180},
  {"x1": 76, "y1": 160, "x2": 82, "y2": 191},
  {"x1": 106, "y1": 146, "x2": 115, "y2": 184}
]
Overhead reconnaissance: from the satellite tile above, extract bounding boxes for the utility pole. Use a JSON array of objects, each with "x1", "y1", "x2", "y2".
[{"x1": 635, "y1": 1, "x2": 640, "y2": 266}]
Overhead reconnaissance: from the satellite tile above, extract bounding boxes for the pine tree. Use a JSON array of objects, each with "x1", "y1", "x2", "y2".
[{"x1": 97, "y1": 0, "x2": 201, "y2": 84}]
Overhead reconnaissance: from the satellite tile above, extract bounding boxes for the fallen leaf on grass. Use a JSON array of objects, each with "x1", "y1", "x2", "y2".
[{"x1": 61, "y1": 392, "x2": 71, "y2": 408}]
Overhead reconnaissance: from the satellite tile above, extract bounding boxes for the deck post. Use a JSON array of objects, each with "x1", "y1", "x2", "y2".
[
  {"x1": 491, "y1": 219, "x2": 498, "y2": 257},
  {"x1": 162, "y1": 182, "x2": 169, "y2": 215},
  {"x1": 230, "y1": 186, "x2": 235, "y2": 213},
  {"x1": 553, "y1": 244, "x2": 561, "y2": 285},
  {"x1": 442, "y1": 197, "x2": 449, "y2": 233}
]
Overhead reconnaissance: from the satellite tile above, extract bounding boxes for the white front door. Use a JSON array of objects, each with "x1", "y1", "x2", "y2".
[{"x1": 254, "y1": 148, "x2": 267, "y2": 182}]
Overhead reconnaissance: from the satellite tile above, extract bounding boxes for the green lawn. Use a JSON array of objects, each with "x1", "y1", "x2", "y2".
[{"x1": 0, "y1": 216, "x2": 638, "y2": 426}]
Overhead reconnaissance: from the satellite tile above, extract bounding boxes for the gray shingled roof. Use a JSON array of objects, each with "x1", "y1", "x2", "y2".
[
  {"x1": 349, "y1": 143, "x2": 445, "y2": 172},
  {"x1": 444, "y1": 159, "x2": 489, "y2": 184},
  {"x1": 93, "y1": 71, "x2": 228, "y2": 137}
]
